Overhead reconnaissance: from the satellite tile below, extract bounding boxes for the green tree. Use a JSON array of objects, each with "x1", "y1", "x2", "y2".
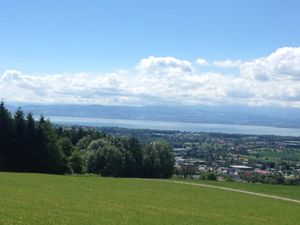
[
  {"x1": 142, "y1": 144, "x2": 161, "y2": 178},
  {"x1": 68, "y1": 149, "x2": 85, "y2": 174},
  {"x1": 0, "y1": 102, "x2": 13, "y2": 170},
  {"x1": 58, "y1": 137, "x2": 74, "y2": 157},
  {"x1": 76, "y1": 135, "x2": 93, "y2": 151},
  {"x1": 127, "y1": 136, "x2": 143, "y2": 176},
  {"x1": 154, "y1": 141, "x2": 174, "y2": 178},
  {"x1": 142, "y1": 141, "x2": 175, "y2": 178},
  {"x1": 87, "y1": 139, "x2": 110, "y2": 174},
  {"x1": 25, "y1": 113, "x2": 37, "y2": 171},
  {"x1": 102, "y1": 145, "x2": 124, "y2": 177},
  {"x1": 12, "y1": 108, "x2": 27, "y2": 171},
  {"x1": 35, "y1": 119, "x2": 65, "y2": 173}
]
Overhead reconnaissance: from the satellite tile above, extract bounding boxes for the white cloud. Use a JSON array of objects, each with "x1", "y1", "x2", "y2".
[
  {"x1": 136, "y1": 56, "x2": 193, "y2": 75},
  {"x1": 240, "y1": 47, "x2": 300, "y2": 81},
  {"x1": 212, "y1": 59, "x2": 243, "y2": 68},
  {"x1": 1, "y1": 47, "x2": 300, "y2": 107},
  {"x1": 195, "y1": 58, "x2": 209, "y2": 66},
  {"x1": 1, "y1": 70, "x2": 22, "y2": 81}
]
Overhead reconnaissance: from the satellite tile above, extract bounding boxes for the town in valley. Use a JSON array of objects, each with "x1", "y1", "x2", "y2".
[{"x1": 101, "y1": 127, "x2": 300, "y2": 184}]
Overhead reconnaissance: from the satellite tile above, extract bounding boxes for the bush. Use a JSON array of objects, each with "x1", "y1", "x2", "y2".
[{"x1": 201, "y1": 172, "x2": 217, "y2": 180}]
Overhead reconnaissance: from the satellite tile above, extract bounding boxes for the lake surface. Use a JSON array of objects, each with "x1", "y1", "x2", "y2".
[{"x1": 46, "y1": 116, "x2": 300, "y2": 136}]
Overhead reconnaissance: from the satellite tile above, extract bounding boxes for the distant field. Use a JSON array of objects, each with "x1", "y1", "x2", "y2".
[
  {"x1": 0, "y1": 173, "x2": 300, "y2": 225},
  {"x1": 246, "y1": 150, "x2": 300, "y2": 163}
]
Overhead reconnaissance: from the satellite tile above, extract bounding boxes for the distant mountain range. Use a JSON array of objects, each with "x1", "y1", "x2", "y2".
[{"x1": 6, "y1": 103, "x2": 300, "y2": 128}]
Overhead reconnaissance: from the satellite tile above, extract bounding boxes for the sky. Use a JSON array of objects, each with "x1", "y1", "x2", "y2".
[{"x1": 1, "y1": 0, "x2": 300, "y2": 107}]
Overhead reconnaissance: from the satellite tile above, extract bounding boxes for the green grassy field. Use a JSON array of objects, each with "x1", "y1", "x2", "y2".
[
  {"x1": 172, "y1": 177, "x2": 300, "y2": 200},
  {"x1": 0, "y1": 173, "x2": 300, "y2": 225}
]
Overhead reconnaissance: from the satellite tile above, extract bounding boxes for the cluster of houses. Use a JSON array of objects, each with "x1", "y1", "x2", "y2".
[{"x1": 174, "y1": 154, "x2": 300, "y2": 182}]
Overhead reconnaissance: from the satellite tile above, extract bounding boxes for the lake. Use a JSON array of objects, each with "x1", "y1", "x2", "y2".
[{"x1": 46, "y1": 116, "x2": 300, "y2": 136}]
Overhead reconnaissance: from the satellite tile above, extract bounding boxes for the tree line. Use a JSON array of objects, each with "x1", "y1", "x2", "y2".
[{"x1": 0, "y1": 102, "x2": 174, "y2": 178}]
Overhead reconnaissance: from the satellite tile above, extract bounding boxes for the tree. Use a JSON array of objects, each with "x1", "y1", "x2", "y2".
[
  {"x1": 25, "y1": 113, "x2": 37, "y2": 171},
  {"x1": 12, "y1": 108, "x2": 27, "y2": 171},
  {"x1": 142, "y1": 144, "x2": 161, "y2": 178},
  {"x1": 127, "y1": 136, "x2": 143, "y2": 176},
  {"x1": 76, "y1": 135, "x2": 93, "y2": 151},
  {"x1": 0, "y1": 102, "x2": 13, "y2": 170},
  {"x1": 87, "y1": 138, "x2": 110, "y2": 174},
  {"x1": 154, "y1": 141, "x2": 174, "y2": 178},
  {"x1": 0, "y1": 103, "x2": 175, "y2": 178},
  {"x1": 67, "y1": 149, "x2": 85, "y2": 174},
  {"x1": 87, "y1": 140, "x2": 125, "y2": 177},
  {"x1": 142, "y1": 141, "x2": 174, "y2": 178},
  {"x1": 35, "y1": 119, "x2": 65, "y2": 173},
  {"x1": 102, "y1": 145, "x2": 124, "y2": 177},
  {"x1": 179, "y1": 163, "x2": 197, "y2": 179},
  {"x1": 58, "y1": 137, "x2": 74, "y2": 158}
]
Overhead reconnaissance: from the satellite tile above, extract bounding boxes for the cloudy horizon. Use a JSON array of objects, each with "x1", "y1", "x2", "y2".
[{"x1": 1, "y1": 47, "x2": 300, "y2": 108}]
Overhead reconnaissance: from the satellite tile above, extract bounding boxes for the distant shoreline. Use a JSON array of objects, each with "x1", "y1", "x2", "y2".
[{"x1": 44, "y1": 115, "x2": 300, "y2": 137}]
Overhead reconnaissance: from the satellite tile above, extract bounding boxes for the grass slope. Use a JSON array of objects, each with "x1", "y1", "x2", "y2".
[
  {"x1": 172, "y1": 177, "x2": 300, "y2": 200},
  {"x1": 0, "y1": 172, "x2": 299, "y2": 225}
]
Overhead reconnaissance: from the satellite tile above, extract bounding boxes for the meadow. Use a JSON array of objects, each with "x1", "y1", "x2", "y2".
[
  {"x1": 0, "y1": 172, "x2": 299, "y2": 225},
  {"x1": 172, "y1": 176, "x2": 300, "y2": 200}
]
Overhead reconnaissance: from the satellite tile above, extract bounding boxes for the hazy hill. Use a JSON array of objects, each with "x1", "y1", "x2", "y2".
[{"x1": 6, "y1": 103, "x2": 300, "y2": 128}]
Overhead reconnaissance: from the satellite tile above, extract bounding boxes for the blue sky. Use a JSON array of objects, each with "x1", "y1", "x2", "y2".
[
  {"x1": 1, "y1": 0, "x2": 300, "y2": 73},
  {"x1": 1, "y1": 0, "x2": 300, "y2": 107}
]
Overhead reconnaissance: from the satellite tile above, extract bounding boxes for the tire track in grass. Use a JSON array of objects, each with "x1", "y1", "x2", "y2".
[{"x1": 145, "y1": 179, "x2": 300, "y2": 204}]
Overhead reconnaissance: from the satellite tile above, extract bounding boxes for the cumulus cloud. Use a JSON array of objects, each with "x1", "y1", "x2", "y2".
[
  {"x1": 1, "y1": 47, "x2": 300, "y2": 107},
  {"x1": 196, "y1": 58, "x2": 243, "y2": 68},
  {"x1": 212, "y1": 59, "x2": 243, "y2": 68},
  {"x1": 195, "y1": 58, "x2": 209, "y2": 66},
  {"x1": 1, "y1": 70, "x2": 22, "y2": 81},
  {"x1": 240, "y1": 47, "x2": 300, "y2": 81},
  {"x1": 136, "y1": 56, "x2": 193, "y2": 74}
]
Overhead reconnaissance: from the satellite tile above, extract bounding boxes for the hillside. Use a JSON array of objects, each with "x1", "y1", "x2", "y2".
[
  {"x1": 172, "y1": 178, "x2": 300, "y2": 200},
  {"x1": 0, "y1": 173, "x2": 299, "y2": 225}
]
